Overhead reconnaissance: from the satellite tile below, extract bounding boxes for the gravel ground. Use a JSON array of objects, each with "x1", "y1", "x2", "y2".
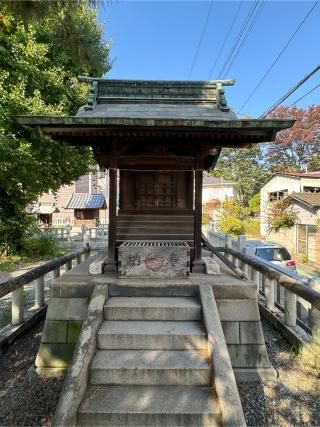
[
  {"x1": 239, "y1": 318, "x2": 320, "y2": 427},
  {"x1": 0, "y1": 321, "x2": 64, "y2": 426},
  {"x1": 0, "y1": 315, "x2": 319, "y2": 426}
]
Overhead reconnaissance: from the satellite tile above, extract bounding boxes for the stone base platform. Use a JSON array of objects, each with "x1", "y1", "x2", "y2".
[{"x1": 34, "y1": 252, "x2": 276, "y2": 382}]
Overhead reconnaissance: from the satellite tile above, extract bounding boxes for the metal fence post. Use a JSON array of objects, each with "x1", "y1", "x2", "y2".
[
  {"x1": 12, "y1": 287, "x2": 24, "y2": 326},
  {"x1": 34, "y1": 277, "x2": 45, "y2": 308}
]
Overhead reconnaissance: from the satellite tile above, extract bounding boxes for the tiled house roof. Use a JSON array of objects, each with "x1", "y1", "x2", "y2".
[
  {"x1": 65, "y1": 193, "x2": 106, "y2": 209},
  {"x1": 285, "y1": 192, "x2": 320, "y2": 208}
]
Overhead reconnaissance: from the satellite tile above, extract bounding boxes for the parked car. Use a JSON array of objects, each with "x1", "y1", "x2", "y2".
[{"x1": 246, "y1": 240, "x2": 296, "y2": 271}]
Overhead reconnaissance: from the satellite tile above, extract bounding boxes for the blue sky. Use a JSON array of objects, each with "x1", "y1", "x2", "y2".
[{"x1": 100, "y1": 1, "x2": 320, "y2": 118}]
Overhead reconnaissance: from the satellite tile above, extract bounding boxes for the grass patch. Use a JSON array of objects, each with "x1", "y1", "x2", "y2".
[
  {"x1": 0, "y1": 236, "x2": 75, "y2": 273},
  {"x1": 244, "y1": 219, "x2": 261, "y2": 238}
]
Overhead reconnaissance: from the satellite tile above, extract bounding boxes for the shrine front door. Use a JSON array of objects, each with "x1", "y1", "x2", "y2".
[{"x1": 138, "y1": 172, "x2": 175, "y2": 209}]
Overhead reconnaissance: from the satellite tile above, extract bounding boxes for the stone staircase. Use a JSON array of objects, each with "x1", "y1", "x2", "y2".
[{"x1": 77, "y1": 295, "x2": 222, "y2": 426}]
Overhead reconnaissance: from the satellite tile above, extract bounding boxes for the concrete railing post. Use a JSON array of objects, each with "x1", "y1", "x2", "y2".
[
  {"x1": 244, "y1": 263, "x2": 251, "y2": 279},
  {"x1": 309, "y1": 279, "x2": 320, "y2": 345},
  {"x1": 65, "y1": 260, "x2": 72, "y2": 271},
  {"x1": 284, "y1": 288, "x2": 297, "y2": 327},
  {"x1": 34, "y1": 277, "x2": 45, "y2": 308},
  {"x1": 237, "y1": 235, "x2": 246, "y2": 271},
  {"x1": 53, "y1": 267, "x2": 60, "y2": 280},
  {"x1": 12, "y1": 287, "x2": 24, "y2": 326},
  {"x1": 225, "y1": 235, "x2": 233, "y2": 263},
  {"x1": 251, "y1": 268, "x2": 259, "y2": 287},
  {"x1": 265, "y1": 277, "x2": 275, "y2": 310}
]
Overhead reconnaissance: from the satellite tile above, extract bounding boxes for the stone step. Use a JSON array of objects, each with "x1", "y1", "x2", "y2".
[
  {"x1": 90, "y1": 350, "x2": 211, "y2": 386},
  {"x1": 104, "y1": 297, "x2": 202, "y2": 321},
  {"x1": 78, "y1": 385, "x2": 221, "y2": 426},
  {"x1": 97, "y1": 321, "x2": 208, "y2": 350},
  {"x1": 109, "y1": 284, "x2": 198, "y2": 298}
]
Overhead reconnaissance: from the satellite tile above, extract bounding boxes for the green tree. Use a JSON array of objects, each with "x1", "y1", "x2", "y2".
[
  {"x1": 212, "y1": 146, "x2": 268, "y2": 205},
  {"x1": 0, "y1": 3, "x2": 111, "y2": 254}
]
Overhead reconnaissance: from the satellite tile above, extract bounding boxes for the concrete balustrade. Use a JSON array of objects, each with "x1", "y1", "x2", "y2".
[
  {"x1": 205, "y1": 230, "x2": 320, "y2": 347},
  {"x1": 284, "y1": 288, "x2": 297, "y2": 327},
  {"x1": 12, "y1": 287, "x2": 24, "y2": 326},
  {"x1": 0, "y1": 246, "x2": 90, "y2": 352},
  {"x1": 35, "y1": 277, "x2": 45, "y2": 308},
  {"x1": 264, "y1": 277, "x2": 275, "y2": 310}
]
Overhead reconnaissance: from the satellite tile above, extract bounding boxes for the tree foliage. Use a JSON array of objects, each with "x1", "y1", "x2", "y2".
[
  {"x1": 266, "y1": 105, "x2": 320, "y2": 173},
  {"x1": 212, "y1": 145, "x2": 268, "y2": 205},
  {"x1": 0, "y1": 2, "x2": 111, "y2": 254},
  {"x1": 267, "y1": 200, "x2": 299, "y2": 234}
]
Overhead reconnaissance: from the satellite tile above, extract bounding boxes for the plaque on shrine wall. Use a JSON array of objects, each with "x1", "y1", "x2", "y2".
[{"x1": 118, "y1": 241, "x2": 190, "y2": 278}]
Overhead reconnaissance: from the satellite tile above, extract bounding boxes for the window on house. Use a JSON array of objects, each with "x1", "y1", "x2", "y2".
[
  {"x1": 303, "y1": 186, "x2": 320, "y2": 193},
  {"x1": 268, "y1": 190, "x2": 288, "y2": 202},
  {"x1": 74, "y1": 209, "x2": 97, "y2": 220},
  {"x1": 53, "y1": 218, "x2": 65, "y2": 225}
]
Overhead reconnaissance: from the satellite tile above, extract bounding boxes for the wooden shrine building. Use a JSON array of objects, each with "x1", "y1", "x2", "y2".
[{"x1": 18, "y1": 78, "x2": 294, "y2": 273}]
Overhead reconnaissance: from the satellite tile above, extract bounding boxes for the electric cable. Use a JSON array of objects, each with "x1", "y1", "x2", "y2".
[
  {"x1": 188, "y1": 1, "x2": 215, "y2": 80},
  {"x1": 208, "y1": 0, "x2": 243, "y2": 79},
  {"x1": 238, "y1": 0, "x2": 319, "y2": 113}
]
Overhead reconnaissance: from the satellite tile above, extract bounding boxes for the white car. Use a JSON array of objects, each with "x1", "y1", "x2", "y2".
[{"x1": 246, "y1": 241, "x2": 296, "y2": 271}]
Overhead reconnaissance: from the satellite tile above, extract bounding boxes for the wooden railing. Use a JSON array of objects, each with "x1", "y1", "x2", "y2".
[
  {"x1": 0, "y1": 246, "x2": 90, "y2": 328},
  {"x1": 204, "y1": 232, "x2": 320, "y2": 346}
]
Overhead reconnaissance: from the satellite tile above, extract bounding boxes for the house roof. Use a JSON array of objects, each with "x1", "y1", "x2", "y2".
[
  {"x1": 281, "y1": 172, "x2": 320, "y2": 178},
  {"x1": 203, "y1": 176, "x2": 236, "y2": 185},
  {"x1": 65, "y1": 193, "x2": 106, "y2": 209},
  {"x1": 285, "y1": 192, "x2": 320, "y2": 208},
  {"x1": 261, "y1": 171, "x2": 320, "y2": 188},
  {"x1": 32, "y1": 203, "x2": 58, "y2": 214}
]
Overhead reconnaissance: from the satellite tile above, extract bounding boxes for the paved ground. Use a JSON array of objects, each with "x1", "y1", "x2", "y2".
[
  {"x1": 0, "y1": 316, "x2": 319, "y2": 426},
  {"x1": 296, "y1": 262, "x2": 320, "y2": 279}
]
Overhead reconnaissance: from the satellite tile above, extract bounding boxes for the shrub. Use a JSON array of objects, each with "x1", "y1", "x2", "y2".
[
  {"x1": 267, "y1": 200, "x2": 298, "y2": 233},
  {"x1": 20, "y1": 235, "x2": 66, "y2": 258},
  {"x1": 202, "y1": 213, "x2": 210, "y2": 225},
  {"x1": 248, "y1": 193, "x2": 260, "y2": 215},
  {"x1": 219, "y1": 216, "x2": 245, "y2": 236}
]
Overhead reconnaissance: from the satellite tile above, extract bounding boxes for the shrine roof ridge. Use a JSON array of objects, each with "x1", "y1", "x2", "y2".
[{"x1": 78, "y1": 77, "x2": 235, "y2": 112}]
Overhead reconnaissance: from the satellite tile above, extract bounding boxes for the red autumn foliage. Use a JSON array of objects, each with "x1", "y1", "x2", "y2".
[{"x1": 266, "y1": 105, "x2": 320, "y2": 172}]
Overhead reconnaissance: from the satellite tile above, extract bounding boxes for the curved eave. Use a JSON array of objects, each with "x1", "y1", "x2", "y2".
[{"x1": 17, "y1": 115, "x2": 294, "y2": 132}]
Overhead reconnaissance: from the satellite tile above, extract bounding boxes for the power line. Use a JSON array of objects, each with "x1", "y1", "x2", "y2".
[
  {"x1": 260, "y1": 65, "x2": 320, "y2": 117},
  {"x1": 221, "y1": 0, "x2": 265, "y2": 79},
  {"x1": 188, "y1": 1, "x2": 215, "y2": 80},
  {"x1": 207, "y1": 1, "x2": 243, "y2": 80},
  {"x1": 216, "y1": 0, "x2": 261, "y2": 79},
  {"x1": 286, "y1": 82, "x2": 320, "y2": 109},
  {"x1": 238, "y1": 0, "x2": 319, "y2": 113}
]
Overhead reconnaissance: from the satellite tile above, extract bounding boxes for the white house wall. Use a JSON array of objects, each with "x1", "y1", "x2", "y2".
[
  {"x1": 202, "y1": 185, "x2": 236, "y2": 203},
  {"x1": 260, "y1": 175, "x2": 320, "y2": 236}
]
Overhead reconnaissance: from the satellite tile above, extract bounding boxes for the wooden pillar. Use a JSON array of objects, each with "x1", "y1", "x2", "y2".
[
  {"x1": 192, "y1": 158, "x2": 205, "y2": 273},
  {"x1": 104, "y1": 164, "x2": 117, "y2": 272}
]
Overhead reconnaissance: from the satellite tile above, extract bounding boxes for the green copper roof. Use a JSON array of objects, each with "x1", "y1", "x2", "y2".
[{"x1": 16, "y1": 78, "x2": 295, "y2": 144}]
